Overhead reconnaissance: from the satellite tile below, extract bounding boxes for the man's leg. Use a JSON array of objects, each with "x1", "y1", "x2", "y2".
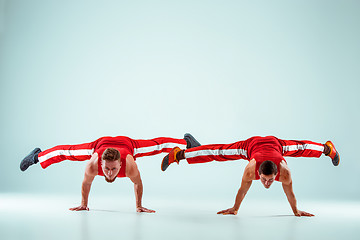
[
  {"x1": 20, "y1": 141, "x2": 95, "y2": 171},
  {"x1": 185, "y1": 142, "x2": 248, "y2": 164},
  {"x1": 279, "y1": 139, "x2": 340, "y2": 166},
  {"x1": 161, "y1": 140, "x2": 249, "y2": 171},
  {"x1": 132, "y1": 137, "x2": 188, "y2": 158}
]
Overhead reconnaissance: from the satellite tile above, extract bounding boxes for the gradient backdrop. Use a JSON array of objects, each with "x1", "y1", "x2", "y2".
[{"x1": 0, "y1": 0, "x2": 359, "y2": 205}]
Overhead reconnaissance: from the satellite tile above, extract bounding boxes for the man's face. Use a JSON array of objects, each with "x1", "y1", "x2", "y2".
[
  {"x1": 102, "y1": 160, "x2": 121, "y2": 183},
  {"x1": 259, "y1": 173, "x2": 276, "y2": 189}
]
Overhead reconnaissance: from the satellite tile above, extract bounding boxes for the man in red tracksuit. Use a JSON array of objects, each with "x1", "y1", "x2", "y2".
[
  {"x1": 161, "y1": 136, "x2": 340, "y2": 217},
  {"x1": 20, "y1": 134, "x2": 200, "y2": 213}
]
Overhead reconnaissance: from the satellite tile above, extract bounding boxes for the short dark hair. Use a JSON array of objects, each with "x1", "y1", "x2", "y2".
[
  {"x1": 102, "y1": 148, "x2": 120, "y2": 162},
  {"x1": 259, "y1": 160, "x2": 277, "y2": 175}
]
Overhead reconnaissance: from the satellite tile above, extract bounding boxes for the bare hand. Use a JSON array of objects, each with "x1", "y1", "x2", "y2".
[
  {"x1": 69, "y1": 205, "x2": 89, "y2": 211},
  {"x1": 217, "y1": 207, "x2": 238, "y2": 215},
  {"x1": 294, "y1": 210, "x2": 314, "y2": 217},
  {"x1": 136, "y1": 206, "x2": 156, "y2": 213}
]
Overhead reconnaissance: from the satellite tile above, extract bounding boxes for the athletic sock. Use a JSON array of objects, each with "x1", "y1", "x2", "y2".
[
  {"x1": 323, "y1": 144, "x2": 330, "y2": 155},
  {"x1": 34, "y1": 153, "x2": 39, "y2": 164},
  {"x1": 176, "y1": 150, "x2": 185, "y2": 161}
]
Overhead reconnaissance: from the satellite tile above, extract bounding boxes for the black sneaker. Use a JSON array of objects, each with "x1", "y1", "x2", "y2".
[
  {"x1": 20, "y1": 148, "x2": 41, "y2": 171},
  {"x1": 184, "y1": 133, "x2": 201, "y2": 149}
]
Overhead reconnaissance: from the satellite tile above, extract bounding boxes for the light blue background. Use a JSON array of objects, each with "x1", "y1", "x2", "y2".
[{"x1": 0, "y1": 0, "x2": 359, "y2": 203}]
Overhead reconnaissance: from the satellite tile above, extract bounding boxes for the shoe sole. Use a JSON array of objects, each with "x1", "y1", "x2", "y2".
[
  {"x1": 161, "y1": 155, "x2": 170, "y2": 171},
  {"x1": 332, "y1": 152, "x2": 340, "y2": 166}
]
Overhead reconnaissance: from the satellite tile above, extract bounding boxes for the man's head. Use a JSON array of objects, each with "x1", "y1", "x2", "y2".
[
  {"x1": 101, "y1": 148, "x2": 121, "y2": 183},
  {"x1": 258, "y1": 160, "x2": 278, "y2": 189}
]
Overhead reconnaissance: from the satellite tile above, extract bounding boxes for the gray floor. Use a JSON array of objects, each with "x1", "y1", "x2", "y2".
[{"x1": 1, "y1": 194, "x2": 359, "y2": 240}]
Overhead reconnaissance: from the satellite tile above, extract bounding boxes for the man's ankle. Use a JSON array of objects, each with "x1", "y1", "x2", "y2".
[
  {"x1": 176, "y1": 150, "x2": 185, "y2": 161},
  {"x1": 34, "y1": 153, "x2": 39, "y2": 163},
  {"x1": 323, "y1": 144, "x2": 330, "y2": 155}
]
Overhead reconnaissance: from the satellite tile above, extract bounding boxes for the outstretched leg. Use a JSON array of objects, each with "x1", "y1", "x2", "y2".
[
  {"x1": 132, "y1": 133, "x2": 200, "y2": 158},
  {"x1": 161, "y1": 140, "x2": 248, "y2": 171},
  {"x1": 20, "y1": 141, "x2": 96, "y2": 171},
  {"x1": 132, "y1": 137, "x2": 187, "y2": 158},
  {"x1": 279, "y1": 139, "x2": 340, "y2": 166}
]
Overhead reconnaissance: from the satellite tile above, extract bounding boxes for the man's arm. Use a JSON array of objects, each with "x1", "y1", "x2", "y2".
[
  {"x1": 281, "y1": 170, "x2": 314, "y2": 217},
  {"x1": 217, "y1": 164, "x2": 254, "y2": 215},
  {"x1": 126, "y1": 155, "x2": 155, "y2": 213},
  {"x1": 69, "y1": 153, "x2": 97, "y2": 211}
]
